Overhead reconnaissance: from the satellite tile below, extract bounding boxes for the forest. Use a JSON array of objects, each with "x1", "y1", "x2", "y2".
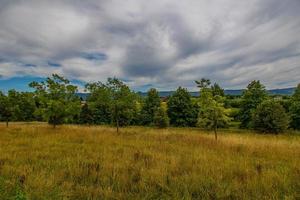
[{"x1": 0, "y1": 74, "x2": 299, "y2": 137}]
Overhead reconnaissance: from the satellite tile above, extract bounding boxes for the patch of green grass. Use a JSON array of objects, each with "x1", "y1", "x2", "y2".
[{"x1": 0, "y1": 123, "x2": 299, "y2": 199}]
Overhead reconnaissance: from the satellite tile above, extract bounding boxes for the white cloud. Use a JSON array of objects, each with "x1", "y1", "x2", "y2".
[{"x1": 0, "y1": 0, "x2": 299, "y2": 90}]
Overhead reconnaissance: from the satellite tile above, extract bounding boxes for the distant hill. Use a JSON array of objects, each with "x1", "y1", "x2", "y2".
[{"x1": 77, "y1": 87, "x2": 296, "y2": 100}]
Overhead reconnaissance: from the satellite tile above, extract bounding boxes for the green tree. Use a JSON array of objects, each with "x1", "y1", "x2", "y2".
[
  {"x1": 292, "y1": 84, "x2": 300, "y2": 101},
  {"x1": 239, "y1": 80, "x2": 267, "y2": 128},
  {"x1": 86, "y1": 78, "x2": 138, "y2": 132},
  {"x1": 289, "y1": 84, "x2": 300, "y2": 129},
  {"x1": 85, "y1": 82, "x2": 112, "y2": 124},
  {"x1": 0, "y1": 92, "x2": 13, "y2": 127},
  {"x1": 140, "y1": 88, "x2": 161, "y2": 125},
  {"x1": 253, "y1": 100, "x2": 289, "y2": 134},
  {"x1": 211, "y1": 83, "x2": 225, "y2": 97},
  {"x1": 29, "y1": 74, "x2": 81, "y2": 128},
  {"x1": 167, "y1": 87, "x2": 197, "y2": 127},
  {"x1": 7, "y1": 90, "x2": 36, "y2": 121},
  {"x1": 79, "y1": 103, "x2": 94, "y2": 125},
  {"x1": 196, "y1": 80, "x2": 230, "y2": 140},
  {"x1": 153, "y1": 106, "x2": 169, "y2": 128},
  {"x1": 107, "y1": 78, "x2": 138, "y2": 132}
]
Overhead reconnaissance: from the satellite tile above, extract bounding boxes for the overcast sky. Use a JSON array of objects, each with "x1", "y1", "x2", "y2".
[{"x1": 0, "y1": 0, "x2": 300, "y2": 92}]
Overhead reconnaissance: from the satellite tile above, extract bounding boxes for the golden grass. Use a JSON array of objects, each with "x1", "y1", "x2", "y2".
[{"x1": 0, "y1": 123, "x2": 299, "y2": 199}]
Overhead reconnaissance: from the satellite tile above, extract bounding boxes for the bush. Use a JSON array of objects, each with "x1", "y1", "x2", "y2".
[
  {"x1": 252, "y1": 100, "x2": 289, "y2": 134},
  {"x1": 153, "y1": 107, "x2": 169, "y2": 128},
  {"x1": 289, "y1": 101, "x2": 300, "y2": 130}
]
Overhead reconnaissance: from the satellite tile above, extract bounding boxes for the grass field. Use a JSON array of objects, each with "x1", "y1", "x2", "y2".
[{"x1": 0, "y1": 123, "x2": 299, "y2": 199}]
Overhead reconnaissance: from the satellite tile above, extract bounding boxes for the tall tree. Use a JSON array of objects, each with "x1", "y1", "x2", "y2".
[
  {"x1": 140, "y1": 88, "x2": 161, "y2": 125},
  {"x1": 289, "y1": 84, "x2": 300, "y2": 130},
  {"x1": 7, "y1": 90, "x2": 36, "y2": 121},
  {"x1": 85, "y1": 82, "x2": 112, "y2": 125},
  {"x1": 239, "y1": 80, "x2": 267, "y2": 128},
  {"x1": 29, "y1": 74, "x2": 81, "y2": 128},
  {"x1": 0, "y1": 92, "x2": 13, "y2": 127},
  {"x1": 86, "y1": 78, "x2": 138, "y2": 132},
  {"x1": 253, "y1": 100, "x2": 289, "y2": 134},
  {"x1": 196, "y1": 79, "x2": 230, "y2": 140},
  {"x1": 167, "y1": 87, "x2": 197, "y2": 127}
]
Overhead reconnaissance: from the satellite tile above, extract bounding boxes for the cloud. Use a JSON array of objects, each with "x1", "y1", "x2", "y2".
[{"x1": 0, "y1": 0, "x2": 299, "y2": 91}]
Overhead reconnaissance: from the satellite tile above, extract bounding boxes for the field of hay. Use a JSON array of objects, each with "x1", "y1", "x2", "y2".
[{"x1": 0, "y1": 123, "x2": 299, "y2": 199}]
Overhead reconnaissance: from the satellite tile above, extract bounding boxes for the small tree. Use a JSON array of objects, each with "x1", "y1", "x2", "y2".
[
  {"x1": 239, "y1": 80, "x2": 267, "y2": 128},
  {"x1": 29, "y1": 74, "x2": 81, "y2": 128},
  {"x1": 0, "y1": 92, "x2": 13, "y2": 127},
  {"x1": 167, "y1": 87, "x2": 197, "y2": 127},
  {"x1": 140, "y1": 88, "x2": 161, "y2": 125},
  {"x1": 153, "y1": 106, "x2": 169, "y2": 128},
  {"x1": 196, "y1": 79, "x2": 230, "y2": 140},
  {"x1": 253, "y1": 100, "x2": 289, "y2": 134}
]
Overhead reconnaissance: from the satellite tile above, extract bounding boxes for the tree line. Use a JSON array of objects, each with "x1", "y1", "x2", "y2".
[{"x1": 0, "y1": 74, "x2": 299, "y2": 138}]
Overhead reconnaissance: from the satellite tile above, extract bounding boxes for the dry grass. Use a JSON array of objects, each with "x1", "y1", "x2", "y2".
[{"x1": 0, "y1": 123, "x2": 299, "y2": 199}]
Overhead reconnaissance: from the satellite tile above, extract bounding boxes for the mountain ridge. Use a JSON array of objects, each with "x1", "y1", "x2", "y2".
[{"x1": 77, "y1": 87, "x2": 296, "y2": 99}]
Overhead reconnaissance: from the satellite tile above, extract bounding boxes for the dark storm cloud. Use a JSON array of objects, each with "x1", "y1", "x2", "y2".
[{"x1": 0, "y1": 0, "x2": 299, "y2": 90}]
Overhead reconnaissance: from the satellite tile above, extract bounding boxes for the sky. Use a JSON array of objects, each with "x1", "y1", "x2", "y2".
[{"x1": 0, "y1": 0, "x2": 300, "y2": 92}]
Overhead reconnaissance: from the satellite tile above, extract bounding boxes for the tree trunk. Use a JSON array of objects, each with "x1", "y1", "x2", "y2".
[
  {"x1": 53, "y1": 123, "x2": 56, "y2": 129},
  {"x1": 6, "y1": 120, "x2": 8, "y2": 128}
]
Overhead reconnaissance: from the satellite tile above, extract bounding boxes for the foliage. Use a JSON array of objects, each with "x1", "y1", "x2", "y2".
[
  {"x1": 79, "y1": 103, "x2": 94, "y2": 125},
  {"x1": 140, "y1": 88, "x2": 161, "y2": 125},
  {"x1": 289, "y1": 84, "x2": 300, "y2": 129},
  {"x1": 239, "y1": 80, "x2": 267, "y2": 128},
  {"x1": 85, "y1": 82, "x2": 112, "y2": 124},
  {"x1": 197, "y1": 79, "x2": 230, "y2": 139},
  {"x1": 86, "y1": 78, "x2": 138, "y2": 130},
  {"x1": 211, "y1": 83, "x2": 225, "y2": 97},
  {"x1": 0, "y1": 92, "x2": 13, "y2": 126},
  {"x1": 29, "y1": 74, "x2": 81, "y2": 127},
  {"x1": 153, "y1": 106, "x2": 169, "y2": 128},
  {"x1": 167, "y1": 87, "x2": 198, "y2": 127},
  {"x1": 7, "y1": 90, "x2": 36, "y2": 121},
  {"x1": 289, "y1": 102, "x2": 300, "y2": 130},
  {"x1": 253, "y1": 100, "x2": 290, "y2": 134}
]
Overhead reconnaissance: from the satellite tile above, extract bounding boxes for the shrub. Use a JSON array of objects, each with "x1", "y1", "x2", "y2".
[
  {"x1": 252, "y1": 100, "x2": 289, "y2": 134},
  {"x1": 153, "y1": 107, "x2": 169, "y2": 128}
]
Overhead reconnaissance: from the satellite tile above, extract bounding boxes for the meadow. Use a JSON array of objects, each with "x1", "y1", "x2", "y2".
[{"x1": 0, "y1": 123, "x2": 299, "y2": 199}]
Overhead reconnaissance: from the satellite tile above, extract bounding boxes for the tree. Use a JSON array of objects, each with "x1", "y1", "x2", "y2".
[
  {"x1": 153, "y1": 106, "x2": 169, "y2": 128},
  {"x1": 0, "y1": 92, "x2": 13, "y2": 127},
  {"x1": 211, "y1": 83, "x2": 225, "y2": 97},
  {"x1": 289, "y1": 102, "x2": 300, "y2": 130},
  {"x1": 289, "y1": 84, "x2": 300, "y2": 130},
  {"x1": 292, "y1": 84, "x2": 300, "y2": 101},
  {"x1": 108, "y1": 78, "x2": 138, "y2": 132},
  {"x1": 79, "y1": 103, "x2": 94, "y2": 125},
  {"x1": 196, "y1": 79, "x2": 230, "y2": 140},
  {"x1": 140, "y1": 88, "x2": 161, "y2": 125},
  {"x1": 7, "y1": 90, "x2": 36, "y2": 121},
  {"x1": 85, "y1": 82, "x2": 112, "y2": 125},
  {"x1": 253, "y1": 100, "x2": 289, "y2": 134},
  {"x1": 29, "y1": 74, "x2": 81, "y2": 128},
  {"x1": 167, "y1": 87, "x2": 197, "y2": 127},
  {"x1": 239, "y1": 80, "x2": 267, "y2": 128},
  {"x1": 86, "y1": 78, "x2": 138, "y2": 132}
]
